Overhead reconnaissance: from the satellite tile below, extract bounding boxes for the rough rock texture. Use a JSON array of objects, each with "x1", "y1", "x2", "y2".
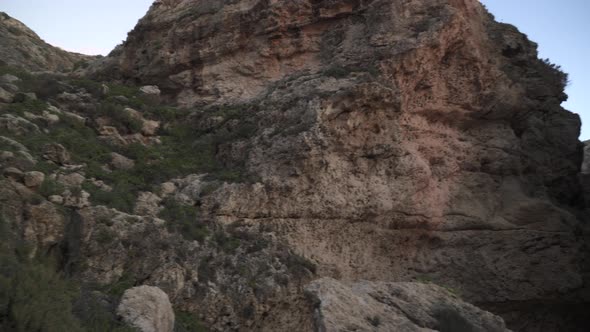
[
  {"x1": 306, "y1": 278, "x2": 509, "y2": 332},
  {"x1": 42, "y1": 143, "x2": 71, "y2": 165},
  {"x1": 23, "y1": 171, "x2": 44, "y2": 188},
  {"x1": 0, "y1": 12, "x2": 90, "y2": 72},
  {"x1": 109, "y1": 0, "x2": 589, "y2": 330},
  {"x1": 117, "y1": 285, "x2": 175, "y2": 332},
  {"x1": 0, "y1": 1, "x2": 588, "y2": 331}
]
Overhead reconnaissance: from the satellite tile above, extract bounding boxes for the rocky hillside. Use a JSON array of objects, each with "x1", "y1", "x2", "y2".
[
  {"x1": 0, "y1": 12, "x2": 90, "y2": 72},
  {"x1": 1, "y1": 0, "x2": 589, "y2": 331}
]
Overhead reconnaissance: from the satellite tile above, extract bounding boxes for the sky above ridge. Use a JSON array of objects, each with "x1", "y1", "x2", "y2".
[{"x1": 1, "y1": 0, "x2": 588, "y2": 139}]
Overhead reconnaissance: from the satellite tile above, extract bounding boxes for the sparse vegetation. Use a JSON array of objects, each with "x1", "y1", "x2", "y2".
[
  {"x1": 367, "y1": 315, "x2": 381, "y2": 327},
  {"x1": 0, "y1": 215, "x2": 133, "y2": 331},
  {"x1": 213, "y1": 231, "x2": 240, "y2": 253},
  {"x1": 38, "y1": 178, "x2": 65, "y2": 197},
  {"x1": 285, "y1": 253, "x2": 317, "y2": 277},
  {"x1": 541, "y1": 58, "x2": 570, "y2": 89},
  {"x1": 159, "y1": 198, "x2": 209, "y2": 242},
  {"x1": 174, "y1": 311, "x2": 208, "y2": 332}
]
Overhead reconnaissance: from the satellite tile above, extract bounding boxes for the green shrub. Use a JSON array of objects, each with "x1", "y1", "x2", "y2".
[
  {"x1": 73, "y1": 290, "x2": 138, "y2": 332},
  {"x1": 83, "y1": 182, "x2": 136, "y2": 213},
  {"x1": 324, "y1": 65, "x2": 350, "y2": 78},
  {"x1": 106, "y1": 83, "x2": 140, "y2": 99},
  {"x1": 102, "y1": 273, "x2": 135, "y2": 298},
  {"x1": 285, "y1": 253, "x2": 317, "y2": 277},
  {"x1": 19, "y1": 73, "x2": 66, "y2": 99},
  {"x1": 38, "y1": 178, "x2": 65, "y2": 197},
  {"x1": 0, "y1": 221, "x2": 84, "y2": 332},
  {"x1": 96, "y1": 102, "x2": 143, "y2": 133},
  {"x1": 159, "y1": 199, "x2": 209, "y2": 242},
  {"x1": 2, "y1": 98, "x2": 48, "y2": 116},
  {"x1": 0, "y1": 65, "x2": 31, "y2": 80},
  {"x1": 174, "y1": 311, "x2": 208, "y2": 332},
  {"x1": 72, "y1": 60, "x2": 90, "y2": 71},
  {"x1": 367, "y1": 315, "x2": 381, "y2": 327},
  {"x1": 213, "y1": 231, "x2": 240, "y2": 253},
  {"x1": 70, "y1": 78, "x2": 103, "y2": 97},
  {"x1": 33, "y1": 161, "x2": 60, "y2": 174}
]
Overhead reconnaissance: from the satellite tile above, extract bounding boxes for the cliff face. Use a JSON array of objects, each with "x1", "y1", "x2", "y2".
[
  {"x1": 0, "y1": 12, "x2": 89, "y2": 72},
  {"x1": 111, "y1": 0, "x2": 588, "y2": 330},
  {"x1": 1, "y1": 0, "x2": 588, "y2": 331}
]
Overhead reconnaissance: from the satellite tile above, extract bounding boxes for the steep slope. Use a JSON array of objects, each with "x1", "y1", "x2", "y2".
[
  {"x1": 0, "y1": 12, "x2": 90, "y2": 72},
  {"x1": 0, "y1": 1, "x2": 588, "y2": 331},
  {"x1": 107, "y1": 0, "x2": 589, "y2": 330}
]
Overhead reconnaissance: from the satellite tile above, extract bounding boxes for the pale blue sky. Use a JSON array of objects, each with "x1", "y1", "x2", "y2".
[{"x1": 1, "y1": 0, "x2": 588, "y2": 139}]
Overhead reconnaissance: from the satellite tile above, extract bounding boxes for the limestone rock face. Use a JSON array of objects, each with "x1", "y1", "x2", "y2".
[
  {"x1": 109, "y1": 0, "x2": 589, "y2": 330},
  {"x1": 117, "y1": 285, "x2": 175, "y2": 332},
  {"x1": 305, "y1": 278, "x2": 510, "y2": 332},
  {"x1": 0, "y1": 1, "x2": 586, "y2": 332},
  {"x1": 0, "y1": 12, "x2": 90, "y2": 72}
]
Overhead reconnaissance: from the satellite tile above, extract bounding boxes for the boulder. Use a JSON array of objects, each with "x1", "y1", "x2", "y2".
[
  {"x1": 0, "y1": 114, "x2": 40, "y2": 134},
  {"x1": 3, "y1": 166, "x2": 23, "y2": 181},
  {"x1": 63, "y1": 189, "x2": 91, "y2": 208},
  {"x1": 305, "y1": 278, "x2": 510, "y2": 332},
  {"x1": 139, "y1": 85, "x2": 161, "y2": 104},
  {"x1": 134, "y1": 191, "x2": 162, "y2": 216},
  {"x1": 142, "y1": 120, "x2": 160, "y2": 136},
  {"x1": 1, "y1": 83, "x2": 19, "y2": 93},
  {"x1": 48, "y1": 195, "x2": 64, "y2": 205},
  {"x1": 140, "y1": 85, "x2": 161, "y2": 96},
  {"x1": 110, "y1": 152, "x2": 135, "y2": 170},
  {"x1": 24, "y1": 171, "x2": 45, "y2": 188},
  {"x1": 0, "y1": 150, "x2": 14, "y2": 160},
  {"x1": 42, "y1": 143, "x2": 70, "y2": 165},
  {"x1": 0, "y1": 86, "x2": 14, "y2": 103},
  {"x1": 42, "y1": 110, "x2": 60, "y2": 125},
  {"x1": 117, "y1": 286, "x2": 175, "y2": 332},
  {"x1": 0, "y1": 73, "x2": 20, "y2": 85},
  {"x1": 160, "y1": 182, "x2": 176, "y2": 196},
  {"x1": 56, "y1": 172, "x2": 85, "y2": 188}
]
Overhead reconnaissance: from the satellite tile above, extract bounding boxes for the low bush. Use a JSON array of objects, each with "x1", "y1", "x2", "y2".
[
  {"x1": 159, "y1": 198, "x2": 209, "y2": 242},
  {"x1": 174, "y1": 311, "x2": 208, "y2": 332},
  {"x1": 38, "y1": 178, "x2": 65, "y2": 197}
]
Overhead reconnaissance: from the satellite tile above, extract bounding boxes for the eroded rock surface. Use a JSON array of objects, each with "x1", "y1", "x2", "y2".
[
  {"x1": 0, "y1": 12, "x2": 90, "y2": 72},
  {"x1": 0, "y1": 1, "x2": 588, "y2": 331},
  {"x1": 108, "y1": 0, "x2": 589, "y2": 330},
  {"x1": 305, "y1": 278, "x2": 510, "y2": 332}
]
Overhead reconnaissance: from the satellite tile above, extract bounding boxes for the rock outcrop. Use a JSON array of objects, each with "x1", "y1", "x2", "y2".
[
  {"x1": 107, "y1": 0, "x2": 589, "y2": 330},
  {"x1": 306, "y1": 278, "x2": 510, "y2": 332},
  {"x1": 0, "y1": 12, "x2": 90, "y2": 72}
]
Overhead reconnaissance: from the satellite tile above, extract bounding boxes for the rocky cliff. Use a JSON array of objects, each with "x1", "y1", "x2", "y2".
[
  {"x1": 1, "y1": 0, "x2": 589, "y2": 331},
  {"x1": 0, "y1": 12, "x2": 90, "y2": 72}
]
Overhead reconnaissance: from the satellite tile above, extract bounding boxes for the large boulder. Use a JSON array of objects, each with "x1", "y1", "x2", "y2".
[
  {"x1": 117, "y1": 285, "x2": 175, "y2": 332},
  {"x1": 0, "y1": 86, "x2": 14, "y2": 103},
  {"x1": 110, "y1": 152, "x2": 135, "y2": 170},
  {"x1": 23, "y1": 171, "x2": 45, "y2": 188},
  {"x1": 42, "y1": 143, "x2": 70, "y2": 165},
  {"x1": 305, "y1": 278, "x2": 510, "y2": 332}
]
